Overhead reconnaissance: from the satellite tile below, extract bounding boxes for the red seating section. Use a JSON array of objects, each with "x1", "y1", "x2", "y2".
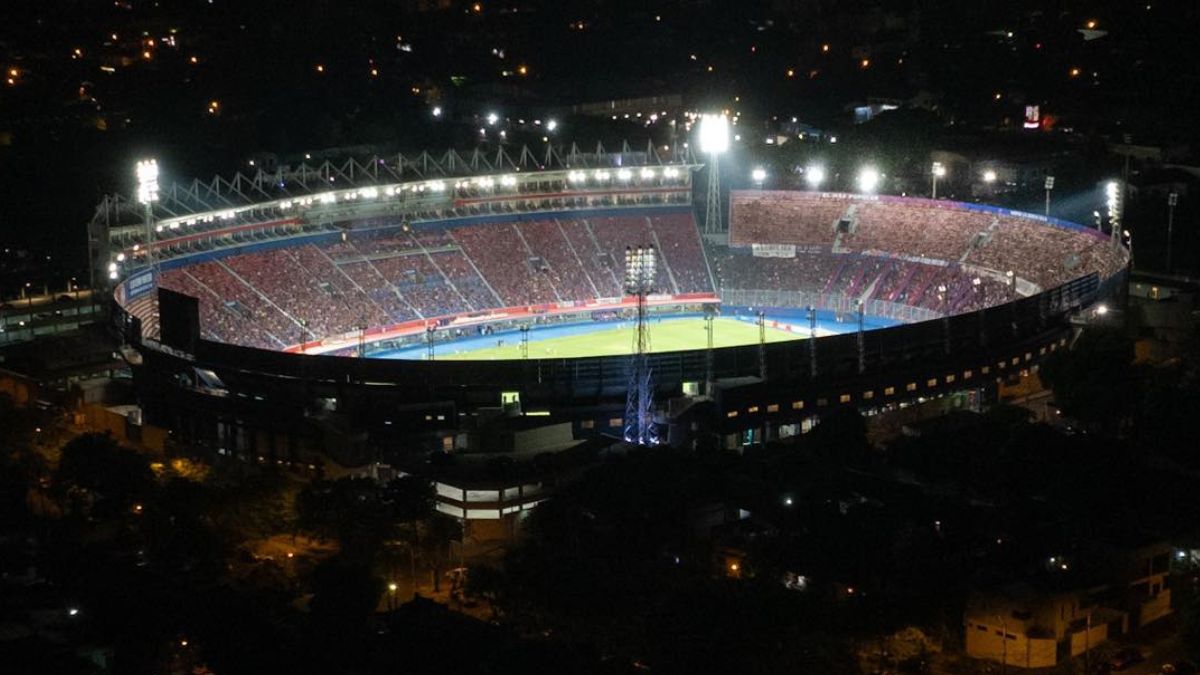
[{"x1": 150, "y1": 213, "x2": 713, "y2": 348}]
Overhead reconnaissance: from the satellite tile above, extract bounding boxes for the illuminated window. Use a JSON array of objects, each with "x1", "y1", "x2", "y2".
[
  {"x1": 964, "y1": 370, "x2": 973, "y2": 379},
  {"x1": 501, "y1": 391, "x2": 520, "y2": 405},
  {"x1": 998, "y1": 361, "x2": 1006, "y2": 369},
  {"x1": 727, "y1": 410, "x2": 739, "y2": 418},
  {"x1": 767, "y1": 404, "x2": 780, "y2": 413},
  {"x1": 581, "y1": 420, "x2": 594, "y2": 429},
  {"x1": 863, "y1": 391, "x2": 874, "y2": 400},
  {"x1": 927, "y1": 378, "x2": 938, "y2": 387},
  {"x1": 609, "y1": 418, "x2": 622, "y2": 428},
  {"x1": 1039, "y1": 347, "x2": 1047, "y2": 355},
  {"x1": 792, "y1": 401, "x2": 805, "y2": 410},
  {"x1": 1025, "y1": 353, "x2": 1032, "y2": 361},
  {"x1": 817, "y1": 398, "x2": 828, "y2": 407},
  {"x1": 1012, "y1": 357, "x2": 1020, "y2": 366},
  {"x1": 981, "y1": 366, "x2": 990, "y2": 375},
  {"x1": 748, "y1": 405, "x2": 759, "y2": 413},
  {"x1": 945, "y1": 374, "x2": 956, "y2": 384},
  {"x1": 906, "y1": 382, "x2": 917, "y2": 392},
  {"x1": 839, "y1": 394, "x2": 851, "y2": 404},
  {"x1": 884, "y1": 386, "x2": 895, "y2": 396}
]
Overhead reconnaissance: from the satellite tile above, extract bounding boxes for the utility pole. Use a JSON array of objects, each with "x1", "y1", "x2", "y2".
[
  {"x1": 756, "y1": 310, "x2": 767, "y2": 380},
  {"x1": 704, "y1": 304, "x2": 716, "y2": 395},
  {"x1": 856, "y1": 300, "x2": 866, "y2": 374},
  {"x1": 807, "y1": 305, "x2": 818, "y2": 377},
  {"x1": 1167, "y1": 192, "x2": 1178, "y2": 273}
]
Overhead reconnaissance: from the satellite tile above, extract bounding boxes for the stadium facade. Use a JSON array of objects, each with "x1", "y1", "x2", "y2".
[{"x1": 94, "y1": 145, "x2": 1128, "y2": 494}]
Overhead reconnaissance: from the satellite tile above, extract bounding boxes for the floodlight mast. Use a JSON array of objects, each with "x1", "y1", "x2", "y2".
[
  {"x1": 136, "y1": 159, "x2": 160, "y2": 280},
  {"x1": 698, "y1": 114, "x2": 730, "y2": 233},
  {"x1": 623, "y1": 245, "x2": 659, "y2": 446}
]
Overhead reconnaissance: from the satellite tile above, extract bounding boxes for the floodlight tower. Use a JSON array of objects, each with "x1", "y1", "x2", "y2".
[
  {"x1": 1105, "y1": 181, "x2": 1122, "y2": 246},
  {"x1": 699, "y1": 114, "x2": 730, "y2": 233},
  {"x1": 624, "y1": 245, "x2": 658, "y2": 446},
  {"x1": 136, "y1": 159, "x2": 160, "y2": 275},
  {"x1": 931, "y1": 162, "x2": 946, "y2": 199}
]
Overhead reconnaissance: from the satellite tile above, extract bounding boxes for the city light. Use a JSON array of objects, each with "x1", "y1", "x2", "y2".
[
  {"x1": 617, "y1": 168, "x2": 632, "y2": 181},
  {"x1": 857, "y1": 166, "x2": 880, "y2": 193},
  {"x1": 751, "y1": 167, "x2": 767, "y2": 183},
  {"x1": 546, "y1": 119, "x2": 558, "y2": 132},
  {"x1": 486, "y1": 112, "x2": 499, "y2": 126},
  {"x1": 932, "y1": 162, "x2": 946, "y2": 178},
  {"x1": 982, "y1": 169, "x2": 997, "y2": 183},
  {"x1": 432, "y1": 106, "x2": 442, "y2": 117},
  {"x1": 805, "y1": 165, "x2": 826, "y2": 188},
  {"x1": 697, "y1": 113, "x2": 730, "y2": 155}
]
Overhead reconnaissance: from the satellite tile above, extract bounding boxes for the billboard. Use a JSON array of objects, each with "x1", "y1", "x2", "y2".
[{"x1": 125, "y1": 269, "x2": 157, "y2": 300}]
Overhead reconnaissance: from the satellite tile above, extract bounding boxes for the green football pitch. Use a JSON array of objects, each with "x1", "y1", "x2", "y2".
[{"x1": 437, "y1": 316, "x2": 815, "y2": 361}]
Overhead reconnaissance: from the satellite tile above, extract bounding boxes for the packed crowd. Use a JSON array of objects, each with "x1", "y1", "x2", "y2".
[
  {"x1": 712, "y1": 250, "x2": 1017, "y2": 315},
  {"x1": 143, "y1": 213, "x2": 714, "y2": 349},
  {"x1": 729, "y1": 192, "x2": 1125, "y2": 286}
]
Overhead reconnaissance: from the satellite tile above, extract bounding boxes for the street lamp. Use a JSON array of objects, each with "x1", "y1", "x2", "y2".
[
  {"x1": 857, "y1": 166, "x2": 880, "y2": 193},
  {"x1": 751, "y1": 167, "x2": 767, "y2": 188},
  {"x1": 805, "y1": 165, "x2": 826, "y2": 190},
  {"x1": 24, "y1": 281, "x2": 33, "y2": 340},
  {"x1": 698, "y1": 113, "x2": 730, "y2": 233},
  {"x1": 1044, "y1": 175, "x2": 1055, "y2": 216},
  {"x1": 931, "y1": 162, "x2": 946, "y2": 199}
]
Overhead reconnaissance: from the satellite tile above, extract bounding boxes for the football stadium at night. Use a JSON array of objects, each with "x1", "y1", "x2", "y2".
[{"x1": 95, "y1": 136, "x2": 1128, "y2": 485}]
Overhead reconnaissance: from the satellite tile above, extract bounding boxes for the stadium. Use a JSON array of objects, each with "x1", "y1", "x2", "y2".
[{"x1": 95, "y1": 141, "x2": 1128, "y2": 479}]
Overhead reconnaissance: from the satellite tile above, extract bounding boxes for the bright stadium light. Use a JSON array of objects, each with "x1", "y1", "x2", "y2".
[
  {"x1": 486, "y1": 112, "x2": 499, "y2": 126},
  {"x1": 698, "y1": 114, "x2": 730, "y2": 233},
  {"x1": 1106, "y1": 180, "x2": 1122, "y2": 240},
  {"x1": 751, "y1": 167, "x2": 767, "y2": 184},
  {"x1": 857, "y1": 166, "x2": 880, "y2": 193},
  {"x1": 640, "y1": 167, "x2": 656, "y2": 179},
  {"x1": 617, "y1": 168, "x2": 633, "y2": 181},
  {"x1": 136, "y1": 159, "x2": 159, "y2": 204},
  {"x1": 697, "y1": 113, "x2": 730, "y2": 155},
  {"x1": 546, "y1": 119, "x2": 558, "y2": 132},
  {"x1": 805, "y1": 165, "x2": 826, "y2": 189},
  {"x1": 931, "y1": 161, "x2": 947, "y2": 199},
  {"x1": 432, "y1": 106, "x2": 442, "y2": 117},
  {"x1": 983, "y1": 169, "x2": 998, "y2": 184}
]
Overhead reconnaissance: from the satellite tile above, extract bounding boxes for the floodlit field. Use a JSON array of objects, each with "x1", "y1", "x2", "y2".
[{"x1": 435, "y1": 316, "x2": 820, "y2": 361}]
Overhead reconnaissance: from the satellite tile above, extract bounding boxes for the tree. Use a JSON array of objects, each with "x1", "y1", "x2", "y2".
[
  {"x1": 55, "y1": 433, "x2": 155, "y2": 518},
  {"x1": 1040, "y1": 328, "x2": 1137, "y2": 435},
  {"x1": 421, "y1": 512, "x2": 462, "y2": 593},
  {"x1": 308, "y1": 555, "x2": 384, "y2": 639},
  {"x1": 296, "y1": 477, "x2": 398, "y2": 563}
]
